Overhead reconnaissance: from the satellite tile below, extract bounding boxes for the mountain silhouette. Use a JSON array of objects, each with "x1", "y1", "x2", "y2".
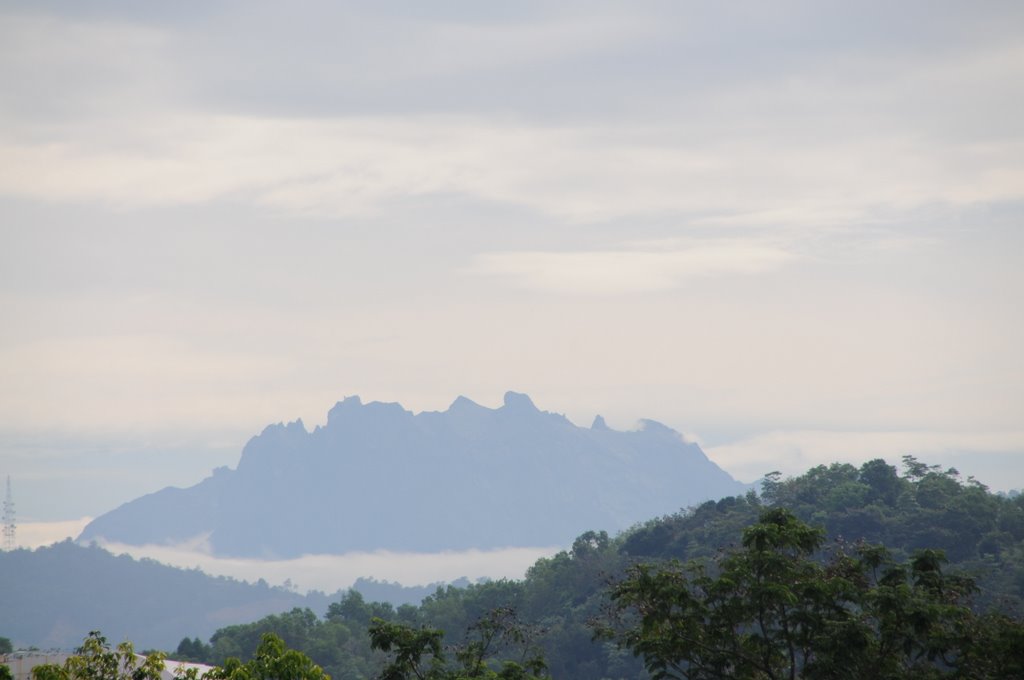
[{"x1": 78, "y1": 392, "x2": 747, "y2": 557}]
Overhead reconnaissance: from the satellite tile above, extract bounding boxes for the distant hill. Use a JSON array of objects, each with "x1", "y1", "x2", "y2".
[
  {"x1": 0, "y1": 540, "x2": 329, "y2": 650},
  {"x1": 0, "y1": 542, "x2": 451, "y2": 651},
  {"x1": 78, "y1": 393, "x2": 746, "y2": 557}
]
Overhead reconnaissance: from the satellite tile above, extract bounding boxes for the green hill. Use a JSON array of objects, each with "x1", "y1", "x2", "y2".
[
  {"x1": 6, "y1": 457, "x2": 1023, "y2": 679},
  {"x1": 169, "y1": 457, "x2": 1024, "y2": 680}
]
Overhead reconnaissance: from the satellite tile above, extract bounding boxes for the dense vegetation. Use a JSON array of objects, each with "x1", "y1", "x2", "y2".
[
  {"x1": 165, "y1": 457, "x2": 1024, "y2": 679},
  {"x1": 608, "y1": 508, "x2": 1024, "y2": 679},
  {"x1": 27, "y1": 631, "x2": 329, "y2": 680},
  {"x1": 623, "y1": 457, "x2": 1024, "y2": 614},
  {"x1": 27, "y1": 628, "x2": 543, "y2": 680}
]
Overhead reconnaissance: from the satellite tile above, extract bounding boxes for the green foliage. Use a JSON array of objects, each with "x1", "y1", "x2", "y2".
[
  {"x1": 0, "y1": 637, "x2": 12, "y2": 655},
  {"x1": 199, "y1": 606, "x2": 376, "y2": 680},
  {"x1": 622, "y1": 458, "x2": 1024, "y2": 613},
  {"x1": 175, "y1": 458, "x2": 1024, "y2": 680},
  {"x1": 30, "y1": 632, "x2": 165, "y2": 680},
  {"x1": 367, "y1": 620, "x2": 445, "y2": 679},
  {"x1": 205, "y1": 633, "x2": 329, "y2": 680},
  {"x1": 36, "y1": 633, "x2": 327, "y2": 680},
  {"x1": 176, "y1": 638, "x2": 212, "y2": 662},
  {"x1": 327, "y1": 592, "x2": 397, "y2": 628},
  {"x1": 608, "y1": 509, "x2": 1024, "y2": 679},
  {"x1": 369, "y1": 608, "x2": 546, "y2": 680},
  {"x1": 621, "y1": 492, "x2": 764, "y2": 561}
]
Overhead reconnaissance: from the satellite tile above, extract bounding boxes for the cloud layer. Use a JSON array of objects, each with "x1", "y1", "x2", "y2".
[
  {"x1": 80, "y1": 534, "x2": 558, "y2": 593},
  {"x1": 1, "y1": 1, "x2": 1022, "y2": 522},
  {"x1": 15, "y1": 517, "x2": 559, "y2": 592},
  {"x1": 470, "y1": 240, "x2": 796, "y2": 293}
]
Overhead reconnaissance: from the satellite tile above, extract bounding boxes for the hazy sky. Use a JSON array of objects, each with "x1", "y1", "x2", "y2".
[{"x1": 3, "y1": 1, "x2": 1024, "y2": 531}]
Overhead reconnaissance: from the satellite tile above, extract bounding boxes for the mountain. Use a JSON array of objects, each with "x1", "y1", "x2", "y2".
[{"x1": 78, "y1": 392, "x2": 746, "y2": 558}]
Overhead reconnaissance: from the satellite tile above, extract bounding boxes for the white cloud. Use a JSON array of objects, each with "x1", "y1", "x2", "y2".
[
  {"x1": 0, "y1": 13, "x2": 178, "y2": 117},
  {"x1": 1, "y1": 2, "x2": 1022, "y2": 525},
  {"x1": 17, "y1": 517, "x2": 93, "y2": 549},
  {"x1": 0, "y1": 334, "x2": 296, "y2": 431},
  {"x1": 89, "y1": 539, "x2": 560, "y2": 593},
  {"x1": 469, "y1": 240, "x2": 795, "y2": 293},
  {"x1": 342, "y1": 10, "x2": 658, "y2": 82},
  {"x1": 13, "y1": 518, "x2": 560, "y2": 591},
  {"x1": 1, "y1": 110, "x2": 1021, "y2": 228},
  {"x1": 1, "y1": 4, "x2": 1022, "y2": 229}
]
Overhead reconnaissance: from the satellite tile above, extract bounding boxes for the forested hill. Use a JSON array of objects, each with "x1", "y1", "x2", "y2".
[
  {"x1": 0, "y1": 540, "x2": 323, "y2": 649},
  {"x1": 166, "y1": 457, "x2": 1024, "y2": 680},
  {"x1": 627, "y1": 456, "x2": 1023, "y2": 560},
  {"x1": 78, "y1": 392, "x2": 746, "y2": 557},
  {"x1": 0, "y1": 542, "x2": 439, "y2": 651},
  {"x1": 7, "y1": 457, "x2": 1022, "y2": 678}
]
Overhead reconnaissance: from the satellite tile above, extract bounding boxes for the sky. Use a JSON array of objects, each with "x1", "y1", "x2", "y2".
[{"x1": 2, "y1": 0, "x2": 1024, "y2": 567}]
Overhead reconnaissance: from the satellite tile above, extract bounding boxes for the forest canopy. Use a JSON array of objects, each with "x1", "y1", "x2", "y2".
[{"x1": 156, "y1": 458, "x2": 1024, "y2": 680}]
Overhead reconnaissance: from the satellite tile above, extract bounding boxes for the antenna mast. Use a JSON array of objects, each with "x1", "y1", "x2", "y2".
[{"x1": 2, "y1": 476, "x2": 15, "y2": 551}]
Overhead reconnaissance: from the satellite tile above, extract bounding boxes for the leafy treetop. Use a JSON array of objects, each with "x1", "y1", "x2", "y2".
[{"x1": 606, "y1": 508, "x2": 1024, "y2": 680}]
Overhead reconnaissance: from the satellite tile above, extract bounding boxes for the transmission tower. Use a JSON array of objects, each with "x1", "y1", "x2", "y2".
[{"x1": 2, "y1": 476, "x2": 15, "y2": 551}]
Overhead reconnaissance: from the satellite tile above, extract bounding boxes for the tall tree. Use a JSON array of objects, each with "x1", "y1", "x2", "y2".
[
  {"x1": 203, "y1": 633, "x2": 329, "y2": 680},
  {"x1": 607, "y1": 509, "x2": 1024, "y2": 679},
  {"x1": 31, "y1": 632, "x2": 165, "y2": 680},
  {"x1": 369, "y1": 608, "x2": 547, "y2": 680}
]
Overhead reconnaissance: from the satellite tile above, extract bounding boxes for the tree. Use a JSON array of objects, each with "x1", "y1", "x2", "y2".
[
  {"x1": 0, "y1": 637, "x2": 11, "y2": 680},
  {"x1": 30, "y1": 632, "x2": 165, "y2": 680},
  {"x1": 368, "y1": 620, "x2": 445, "y2": 680},
  {"x1": 326, "y1": 591, "x2": 394, "y2": 627},
  {"x1": 176, "y1": 637, "x2": 211, "y2": 662},
  {"x1": 369, "y1": 608, "x2": 547, "y2": 680},
  {"x1": 606, "y1": 509, "x2": 1024, "y2": 679},
  {"x1": 30, "y1": 633, "x2": 328, "y2": 680},
  {"x1": 203, "y1": 633, "x2": 329, "y2": 680},
  {"x1": 859, "y1": 459, "x2": 902, "y2": 506}
]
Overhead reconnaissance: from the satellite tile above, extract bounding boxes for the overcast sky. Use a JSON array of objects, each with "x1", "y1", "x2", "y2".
[{"x1": 2, "y1": 1, "x2": 1024, "y2": 534}]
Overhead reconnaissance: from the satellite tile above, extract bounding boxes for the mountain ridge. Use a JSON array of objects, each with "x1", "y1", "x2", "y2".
[{"x1": 78, "y1": 392, "x2": 747, "y2": 557}]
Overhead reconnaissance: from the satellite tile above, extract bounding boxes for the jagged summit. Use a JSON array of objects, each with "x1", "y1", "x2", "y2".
[
  {"x1": 502, "y1": 390, "x2": 537, "y2": 410},
  {"x1": 78, "y1": 393, "x2": 747, "y2": 558}
]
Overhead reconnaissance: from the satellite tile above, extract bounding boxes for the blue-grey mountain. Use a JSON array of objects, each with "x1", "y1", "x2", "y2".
[{"x1": 78, "y1": 393, "x2": 746, "y2": 557}]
